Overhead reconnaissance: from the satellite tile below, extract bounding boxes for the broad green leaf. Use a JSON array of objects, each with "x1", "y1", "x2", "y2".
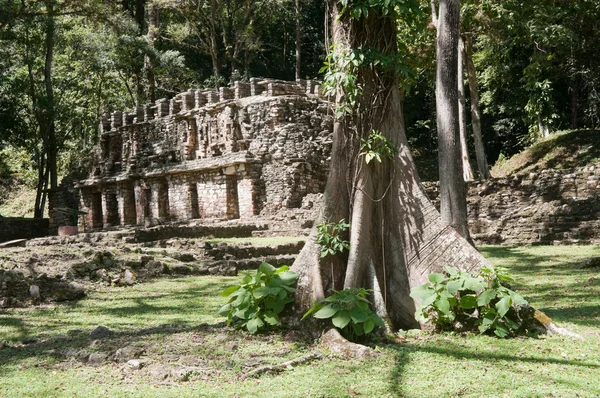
[
  {"x1": 493, "y1": 323, "x2": 510, "y2": 338},
  {"x1": 410, "y1": 284, "x2": 435, "y2": 300},
  {"x1": 444, "y1": 266, "x2": 459, "y2": 276},
  {"x1": 350, "y1": 305, "x2": 369, "y2": 323},
  {"x1": 463, "y1": 277, "x2": 486, "y2": 292},
  {"x1": 276, "y1": 271, "x2": 298, "y2": 285},
  {"x1": 221, "y1": 285, "x2": 240, "y2": 297},
  {"x1": 477, "y1": 289, "x2": 496, "y2": 306},
  {"x1": 495, "y1": 296, "x2": 512, "y2": 318},
  {"x1": 435, "y1": 297, "x2": 451, "y2": 315},
  {"x1": 259, "y1": 262, "x2": 276, "y2": 276},
  {"x1": 419, "y1": 292, "x2": 437, "y2": 309},
  {"x1": 363, "y1": 318, "x2": 375, "y2": 334},
  {"x1": 302, "y1": 302, "x2": 323, "y2": 320},
  {"x1": 332, "y1": 310, "x2": 352, "y2": 329},
  {"x1": 313, "y1": 304, "x2": 338, "y2": 319},
  {"x1": 504, "y1": 316, "x2": 520, "y2": 330},
  {"x1": 428, "y1": 273, "x2": 446, "y2": 284},
  {"x1": 218, "y1": 303, "x2": 231, "y2": 315},
  {"x1": 246, "y1": 317, "x2": 264, "y2": 333},
  {"x1": 447, "y1": 280, "x2": 463, "y2": 294},
  {"x1": 509, "y1": 290, "x2": 528, "y2": 306},
  {"x1": 264, "y1": 297, "x2": 285, "y2": 314},
  {"x1": 459, "y1": 294, "x2": 478, "y2": 309},
  {"x1": 372, "y1": 314, "x2": 385, "y2": 327},
  {"x1": 263, "y1": 312, "x2": 280, "y2": 326}
]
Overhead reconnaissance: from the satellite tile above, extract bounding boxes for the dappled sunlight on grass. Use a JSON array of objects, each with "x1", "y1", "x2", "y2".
[{"x1": 0, "y1": 246, "x2": 599, "y2": 397}]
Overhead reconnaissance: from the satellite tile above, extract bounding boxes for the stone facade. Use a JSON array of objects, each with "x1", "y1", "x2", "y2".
[
  {"x1": 0, "y1": 218, "x2": 49, "y2": 242},
  {"x1": 425, "y1": 165, "x2": 600, "y2": 245},
  {"x1": 73, "y1": 78, "x2": 333, "y2": 230}
]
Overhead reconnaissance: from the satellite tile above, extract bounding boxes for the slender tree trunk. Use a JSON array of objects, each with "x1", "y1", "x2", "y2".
[
  {"x1": 570, "y1": 77, "x2": 579, "y2": 129},
  {"x1": 292, "y1": 1, "x2": 487, "y2": 331},
  {"x1": 43, "y1": 0, "x2": 57, "y2": 190},
  {"x1": 537, "y1": 114, "x2": 551, "y2": 138},
  {"x1": 464, "y1": 36, "x2": 490, "y2": 179},
  {"x1": 209, "y1": 0, "x2": 221, "y2": 82},
  {"x1": 458, "y1": 36, "x2": 473, "y2": 182},
  {"x1": 430, "y1": 0, "x2": 438, "y2": 26},
  {"x1": 145, "y1": 1, "x2": 158, "y2": 102},
  {"x1": 295, "y1": 0, "x2": 301, "y2": 80},
  {"x1": 435, "y1": 0, "x2": 471, "y2": 241}
]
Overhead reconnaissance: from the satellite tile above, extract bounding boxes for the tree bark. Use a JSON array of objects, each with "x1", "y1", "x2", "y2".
[
  {"x1": 458, "y1": 36, "x2": 473, "y2": 182},
  {"x1": 464, "y1": 36, "x2": 490, "y2": 179},
  {"x1": 435, "y1": 0, "x2": 471, "y2": 241},
  {"x1": 145, "y1": 1, "x2": 158, "y2": 102},
  {"x1": 295, "y1": 0, "x2": 301, "y2": 80},
  {"x1": 291, "y1": 1, "x2": 487, "y2": 330}
]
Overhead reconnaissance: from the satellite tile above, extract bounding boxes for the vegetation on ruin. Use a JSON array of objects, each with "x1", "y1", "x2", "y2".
[{"x1": 1, "y1": 245, "x2": 599, "y2": 397}]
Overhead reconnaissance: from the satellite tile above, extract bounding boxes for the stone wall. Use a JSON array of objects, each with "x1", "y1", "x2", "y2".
[
  {"x1": 424, "y1": 165, "x2": 600, "y2": 245},
  {"x1": 70, "y1": 78, "x2": 333, "y2": 230},
  {"x1": 0, "y1": 218, "x2": 49, "y2": 242}
]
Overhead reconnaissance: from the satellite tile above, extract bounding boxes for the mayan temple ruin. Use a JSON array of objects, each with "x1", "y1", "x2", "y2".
[{"x1": 71, "y1": 78, "x2": 333, "y2": 230}]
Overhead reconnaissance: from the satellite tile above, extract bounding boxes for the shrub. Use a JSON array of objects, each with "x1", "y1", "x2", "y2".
[
  {"x1": 410, "y1": 266, "x2": 528, "y2": 337},
  {"x1": 316, "y1": 219, "x2": 350, "y2": 258},
  {"x1": 303, "y1": 288, "x2": 385, "y2": 341},
  {"x1": 219, "y1": 262, "x2": 298, "y2": 333}
]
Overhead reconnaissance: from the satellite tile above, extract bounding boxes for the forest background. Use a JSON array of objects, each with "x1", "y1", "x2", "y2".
[{"x1": 1, "y1": 0, "x2": 599, "y2": 217}]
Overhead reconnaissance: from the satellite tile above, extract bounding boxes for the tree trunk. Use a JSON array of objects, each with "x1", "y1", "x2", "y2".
[
  {"x1": 295, "y1": 0, "x2": 301, "y2": 80},
  {"x1": 145, "y1": 1, "x2": 158, "y2": 102},
  {"x1": 458, "y1": 36, "x2": 473, "y2": 182},
  {"x1": 435, "y1": 0, "x2": 471, "y2": 241},
  {"x1": 209, "y1": 0, "x2": 221, "y2": 82},
  {"x1": 537, "y1": 114, "x2": 551, "y2": 139},
  {"x1": 291, "y1": 1, "x2": 487, "y2": 331},
  {"x1": 464, "y1": 36, "x2": 490, "y2": 179},
  {"x1": 43, "y1": 0, "x2": 57, "y2": 190}
]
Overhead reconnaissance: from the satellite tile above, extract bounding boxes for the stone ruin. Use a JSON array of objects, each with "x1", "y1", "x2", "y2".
[{"x1": 70, "y1": 78, "x2": 333, "y2": 231}]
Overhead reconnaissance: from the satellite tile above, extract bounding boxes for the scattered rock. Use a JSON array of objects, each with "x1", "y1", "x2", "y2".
[
  {"x1": 90, "y1": 326, "x2": 112, "y2": 339},
  {"x1": 88, "y1": 352, "x2": 109, "y2": 364},
  {"x1": 29, "y1": 285, "x2": 40, "y2": 301},
  {"x1": 126, "y1": 359, "x2": 144, "y2": 370},
  {"x1": 113, "y1": 345, "x2": 144, "y2": 362},
  {"x1": 122, "y1": 269, "x2": 137, "y2": 285},
  {"x1": 168, "y1": 263, "x2": 191, "y2": 275},
  {"x1": 172, "y1": 367, "x2": 193, "y2": 382},
  {"x1": 145, "y1": 260, "x2": 167, "y2": 276},
  {"x1": 172, "y1": 253, "x2": 195, "y2": 262}
]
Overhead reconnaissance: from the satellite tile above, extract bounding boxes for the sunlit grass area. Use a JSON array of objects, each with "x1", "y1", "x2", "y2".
[{"x1": 0, "y1": 245, "x2": 599, "y2": 397}]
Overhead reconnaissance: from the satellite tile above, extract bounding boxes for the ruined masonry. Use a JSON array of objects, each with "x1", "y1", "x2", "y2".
[{"x1": 74, "y1": 78, "x2": 333, "y2": 230}]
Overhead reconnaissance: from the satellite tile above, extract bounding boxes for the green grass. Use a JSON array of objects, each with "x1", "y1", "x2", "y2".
[
  {"x1": 491, "y1": 129, "x2": 600, "y2": 178},
  {"x1": 1, "y1": 245, "x2": 599, "y2": 397}
]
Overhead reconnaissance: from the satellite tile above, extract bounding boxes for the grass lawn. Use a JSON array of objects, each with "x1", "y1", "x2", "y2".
[{"x1": 1, "y1": 245, "x2": 599, "y2": 397}]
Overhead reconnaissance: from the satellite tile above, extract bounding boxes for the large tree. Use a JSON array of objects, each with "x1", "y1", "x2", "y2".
[{"x1": 291, "y1": 0, "x2": 487, "y2": 334}]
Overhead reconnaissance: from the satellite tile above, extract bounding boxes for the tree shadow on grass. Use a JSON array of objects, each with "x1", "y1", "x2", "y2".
[
  {"x1": 0, "y1": 321, "x2": 228, "y2": 378},
  {"x1": 388, "y1": 340, "x2": 600, "y2": 396}
]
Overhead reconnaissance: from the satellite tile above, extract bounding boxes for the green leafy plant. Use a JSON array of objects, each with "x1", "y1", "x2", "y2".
[
  {"x1": 219, "y1": 263, "x2": 298, "y2": 333},
  {"x1": 410, "y1": 266, "x2": 528, "y2": 338},
  {"x1": 316, "y1": 219, "x2": 350, "y2": 258},
  {"x1": 303, "y1": 288, "x2": 385, "y2": 341},
  {"x1": 360, "y1": 130, "x2": 398, "y2": 164}
]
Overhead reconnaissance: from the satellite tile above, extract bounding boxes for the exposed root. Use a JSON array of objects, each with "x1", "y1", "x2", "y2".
[
  {"x1": 534, "y1": 310, "x2": 584, "y2": 340},
  {"x1": 320, "y1": 328, "x2": 378, "y2": 358},
  {"x1": 241, "y1": 352, "x2": 324, "y2": 379}
]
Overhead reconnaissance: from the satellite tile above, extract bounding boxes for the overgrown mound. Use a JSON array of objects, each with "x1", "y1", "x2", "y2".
[{"x1": 491, "y1": 129, "x2": 600, "y2": 178}]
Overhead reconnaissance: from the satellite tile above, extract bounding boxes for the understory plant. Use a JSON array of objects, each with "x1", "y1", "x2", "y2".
[
  {"x1": 410, "y1": 266, "x2": 528, "y2": 337},
  {"x1": 219, "y1": 262, "x2": 298, "y2": 333},
  {"x1": 303, "y1": 288, "x2": 385, "y2": 341},
  {"x1": 316, "y1": 219, "x2": 350, "y2": 258}
]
